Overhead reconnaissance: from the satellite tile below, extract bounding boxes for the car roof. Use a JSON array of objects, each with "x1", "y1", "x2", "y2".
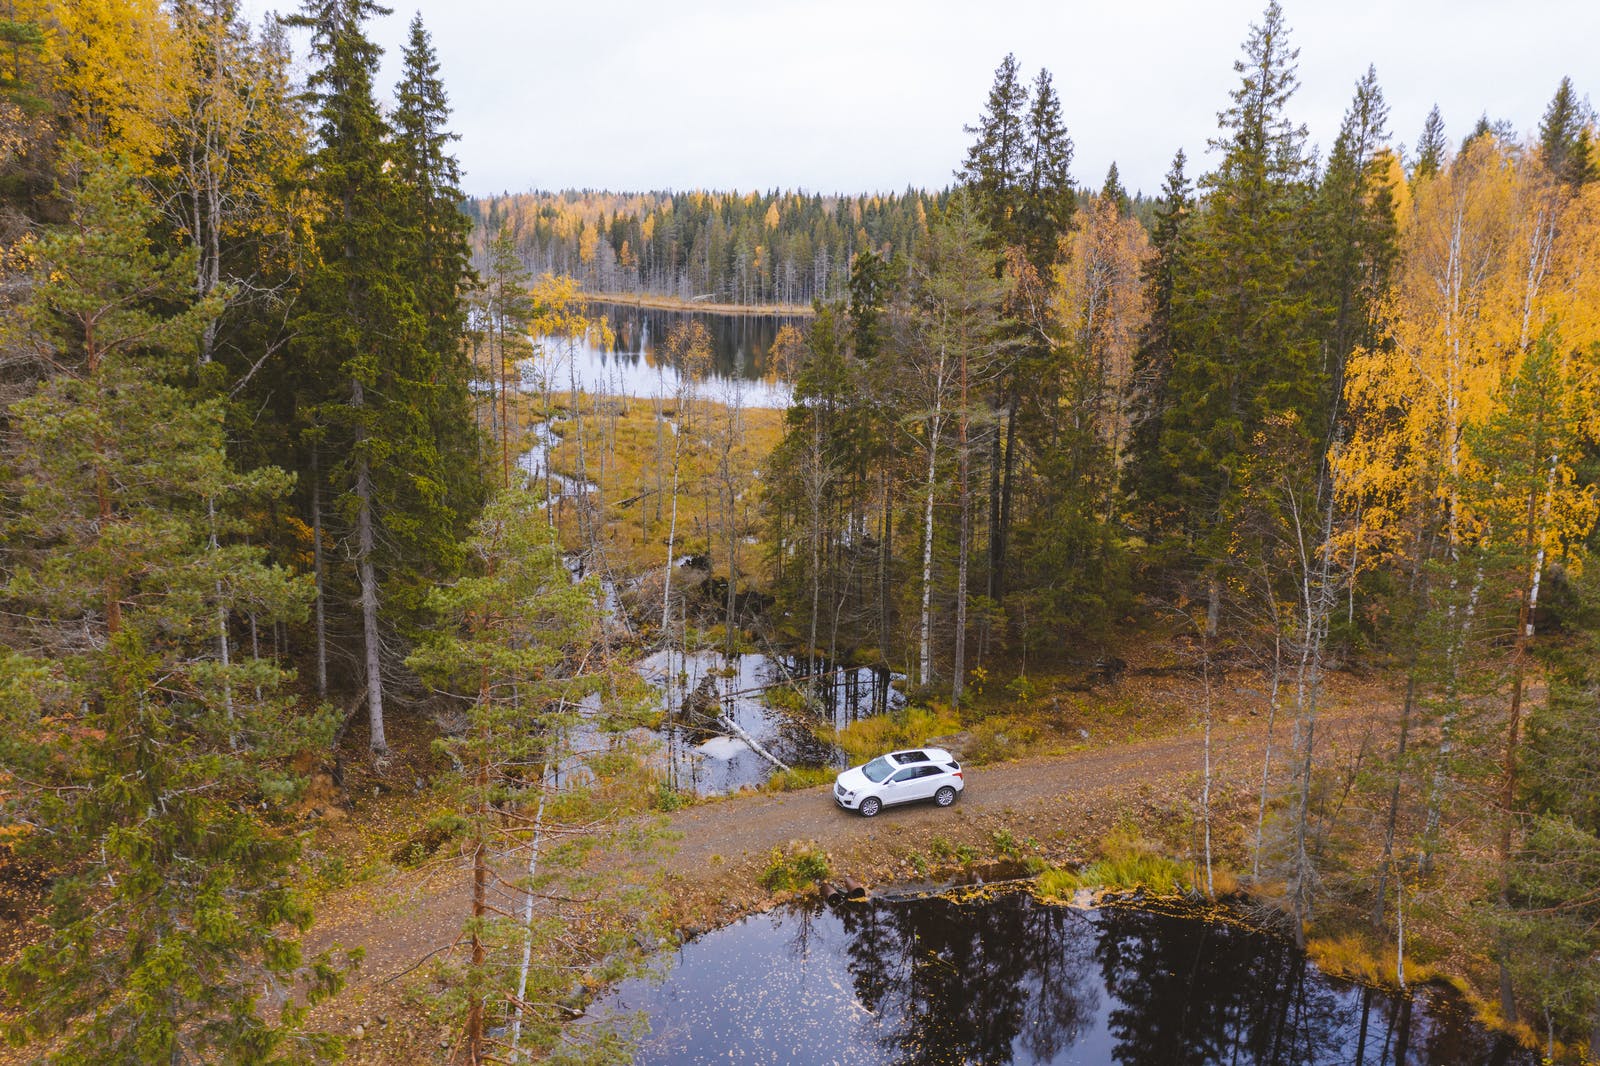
[{"x1": 888, "y1": 748, "x2": 954, "y2": 764}]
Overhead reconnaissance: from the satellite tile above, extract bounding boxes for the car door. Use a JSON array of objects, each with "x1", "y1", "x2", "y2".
[
  {"x1": 883, "y1": 766, "x2": 920, "y2": 805},
  {"x1": 909, "y1": 765, "x2": 944, "y2": 800}
]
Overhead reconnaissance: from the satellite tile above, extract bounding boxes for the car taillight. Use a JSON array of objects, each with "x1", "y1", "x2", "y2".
[{"x1": 953, "y1": 771, "x2": 962, "y2": 779}]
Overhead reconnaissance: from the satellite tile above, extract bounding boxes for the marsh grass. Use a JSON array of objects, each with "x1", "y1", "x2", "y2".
[
  {"x1": 1035, "y1": 826, "x2": 1201, "y2": 899},
  {"x1": 822, "y1": 704, "x2": 962, "y2": 764},
  {"x1": 534, "y1": 396, "x2": 784, "y2": 579}
]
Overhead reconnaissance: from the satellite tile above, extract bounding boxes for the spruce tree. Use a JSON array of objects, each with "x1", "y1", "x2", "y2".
[
  {"x1": 957, "y1": 53, "x2": 1028, "y2": 251},
  {"x1": 1309, "y1": 65, "x2": 1397, "y2": 443},
  {"x1": 1155, "y1": 0, "x2": 1319, "y2": 625},
  {"x1": 1100, "y1": 161, "x2": 1131, "y2": 216},
  {"x1": 1017, "y1": 68, "x2": 1076, "y2": 275},
  {"x1": 1413, "y1": 104, "x2": 1447, "y2": 180},
  {"x1": 393, "y1": 13, "x2": 486, "y2": 532},
  {"x1": 1124, "y1": 149, "x2": 1192, "y2": 537},
  {"x1": 1537, "y1": 76, "x2": 1591, "y2": 185},
  {"x1": 287, "y1": 0, "x2": 459, "y2": 754}
]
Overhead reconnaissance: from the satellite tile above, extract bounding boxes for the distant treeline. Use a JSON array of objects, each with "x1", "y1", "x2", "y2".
[
  {"x1": 464, "y1": 189, "x2": 940, "y2": 305},
  {"x1": 465, "y1": 188, "x2": 1156, "y2": 305}
]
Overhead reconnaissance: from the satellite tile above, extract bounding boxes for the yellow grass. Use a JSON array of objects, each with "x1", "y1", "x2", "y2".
[
  {"x1": 822, "y1": 704, "x2": 963, "y2": 764},
  {"x1": 527, "y1": 396, "x2": 782, "y2": 582}
]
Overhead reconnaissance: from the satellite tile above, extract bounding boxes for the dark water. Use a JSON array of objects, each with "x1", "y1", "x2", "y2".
[
  {"x1": 525, "y1": 301, "x2": 802, "y2": 408},
  {"x1": 595, "y1": 888, "x2": 1532, "y2": 1065},
  {"x1": 637, "y1": 648, "x2": 905, "y2": 796}
]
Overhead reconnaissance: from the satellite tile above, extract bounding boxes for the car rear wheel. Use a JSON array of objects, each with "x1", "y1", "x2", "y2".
[
  {"x1": 935, "y1": 786, "x2": 957, "y2": 807},
  {"x1": 859, "y1": 797, "x2": 882, "y2": 817}
]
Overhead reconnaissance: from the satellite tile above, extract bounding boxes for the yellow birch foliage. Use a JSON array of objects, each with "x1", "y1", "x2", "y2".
[
  {"x1": 1338, "y1": 137, "x2": 1600, "y2": 571},
  {"x1": 42, "y1": 0, "x2": 183, "y2": 166}
]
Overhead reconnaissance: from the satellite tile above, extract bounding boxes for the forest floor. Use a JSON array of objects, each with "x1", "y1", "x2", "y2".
[{"x1": 297, "y1": 661, "x2": 1405, "y2": 1063}]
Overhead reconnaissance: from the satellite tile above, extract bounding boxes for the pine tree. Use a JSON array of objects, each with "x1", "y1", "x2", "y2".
[
  {"x1": 407, "y1": 486, "x2": 657, "y2": 1062},
  {"x1": 0, "y1": 153, "x2": 344, "y2": 1064}
]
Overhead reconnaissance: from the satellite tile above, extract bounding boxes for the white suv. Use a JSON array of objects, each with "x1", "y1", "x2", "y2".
[{"x1": 833, "y1": 748, "x2": 963, "y2": 817}]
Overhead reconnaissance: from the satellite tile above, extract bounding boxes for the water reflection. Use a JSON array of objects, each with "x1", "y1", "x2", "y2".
[
  {"x1": 598, "y1": 888, "x2": 1533, "y2": 1065},
  {"x1": 637, "y1": 649, "x2": 906, "y2": 797},
  {"x1": 525, "y1": 301, "x2": 799, "y2": 409}
]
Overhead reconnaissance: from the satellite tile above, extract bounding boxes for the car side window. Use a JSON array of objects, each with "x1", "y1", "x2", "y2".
[
  {"x1": 916, "y1": 766, "x2": 941, "y2": 779},
  {"x1": 890, "y1": 768, "x2": 918, "y2": 783}
]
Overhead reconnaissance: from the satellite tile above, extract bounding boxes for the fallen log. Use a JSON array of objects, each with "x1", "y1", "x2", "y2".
[{"x1": 716, "y1": 712, "x2": 792, "y2": 773}]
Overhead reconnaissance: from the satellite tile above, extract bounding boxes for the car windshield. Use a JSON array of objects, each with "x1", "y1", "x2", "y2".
[{"x1": 861, "y1": 757, "x2": 894, "y2": 783}]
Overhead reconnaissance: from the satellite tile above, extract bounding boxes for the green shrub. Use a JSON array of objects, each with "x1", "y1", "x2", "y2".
[
  {"x1": 760, "y1": 842, "x2": 831, "y2": 892},
  {"x1": 990, "y1": 828, "x2": 1023, "y2": 859},
  {"x1": 653, "y1": 781, "x2": 691, "y2": 811},
  {"x1": 966, "y1": 716, "x2": 1041, "y2": 764},
  {"x1": 763, "y1": 685, "x2": 812, "y2": 714}
]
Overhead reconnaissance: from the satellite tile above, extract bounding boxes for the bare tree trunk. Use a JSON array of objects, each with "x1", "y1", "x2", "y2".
[
  {"x1": 208, "y1": 496, "x2": 234, "y2": 724},
  {"x1": 880, "y1": 470, "x2": 893, "y2": 662},
  {"x1": 953, "y1": 350, "x2": 970, "y2": 706},
  {"x1": 353, "y1": 378, "x2": 386, "y2": 756},
  {"x1": 1254, "y1": 626, "x2": 1282, "y2": 879},
  {"x1": 1372, "y1": 670, "x2": 1414, "y2": 928},
  {"x1": 1201, "y1": 636, "x2": 1215, "y2": 896},
  {"x1": 918, "y1": 409, "x2": 943, "y2": 688},
  {"x1": 1497, "y1": 588, "x2": 1532, "y2": 1026},
  {"x1": 660, "y1": 428, "x2": 682, "y2": 635},
  {"x1": 995, "y1": 393, "x2": 1019, "y2": 602},
  {"x1": 808, "y1": 424, "x2": 822, "y2": 682},
  {"x1": 465, "y1": 669, "x2": 490, "y2": 1062},
  {"x1": 498, "y1": 316, "x2": 512, "y2": 489},
  {"x1": 509, "y1": 760, "x2": 552, "y2": 1062},
  {"x1": 311, "y1": 443, "x2": 328, "y2": 698}
]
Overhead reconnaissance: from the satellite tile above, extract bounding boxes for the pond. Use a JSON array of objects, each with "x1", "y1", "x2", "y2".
[
  {"x1": 637, "y1": 647, "x2": 905, "y2": 797},
  {"x1": 524, "y1": 300, "x2": 801, "y2": 409},
  {"x1": 592, "y1": 887, "x2": 1532, "y2": 1065}
]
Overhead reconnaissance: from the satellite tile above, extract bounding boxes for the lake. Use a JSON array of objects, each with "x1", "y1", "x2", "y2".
[{"x1": 524, "y1": 300, "x2": 802, "y2": 409}]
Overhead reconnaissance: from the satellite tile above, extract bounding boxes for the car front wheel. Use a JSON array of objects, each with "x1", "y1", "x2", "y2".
[
  {"x1": 935, "y1": 786, "x2": 957, "y2": 807},
  {"x1": 859, "y1": 796, "x2": 882, "y2": 817}
]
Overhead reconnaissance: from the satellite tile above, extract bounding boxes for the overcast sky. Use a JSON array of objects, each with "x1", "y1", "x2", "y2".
[{"x1": 261, "y1": 0, "x2": 1600, "y2": 198}]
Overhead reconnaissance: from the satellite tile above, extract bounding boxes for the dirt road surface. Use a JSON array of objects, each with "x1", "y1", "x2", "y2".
[{"x1": 306, "y1": 699, "x2": 1386, "y2": 1060}]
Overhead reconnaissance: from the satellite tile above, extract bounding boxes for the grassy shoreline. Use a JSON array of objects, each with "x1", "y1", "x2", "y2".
[{"x1": 586, "y1": 291, "x2": 814, "y2": 317}]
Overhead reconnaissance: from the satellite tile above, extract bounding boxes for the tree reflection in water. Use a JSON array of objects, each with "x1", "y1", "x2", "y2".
[{"x1": 600, "y1": 886, "x2": 1533, "y2": 1065}]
